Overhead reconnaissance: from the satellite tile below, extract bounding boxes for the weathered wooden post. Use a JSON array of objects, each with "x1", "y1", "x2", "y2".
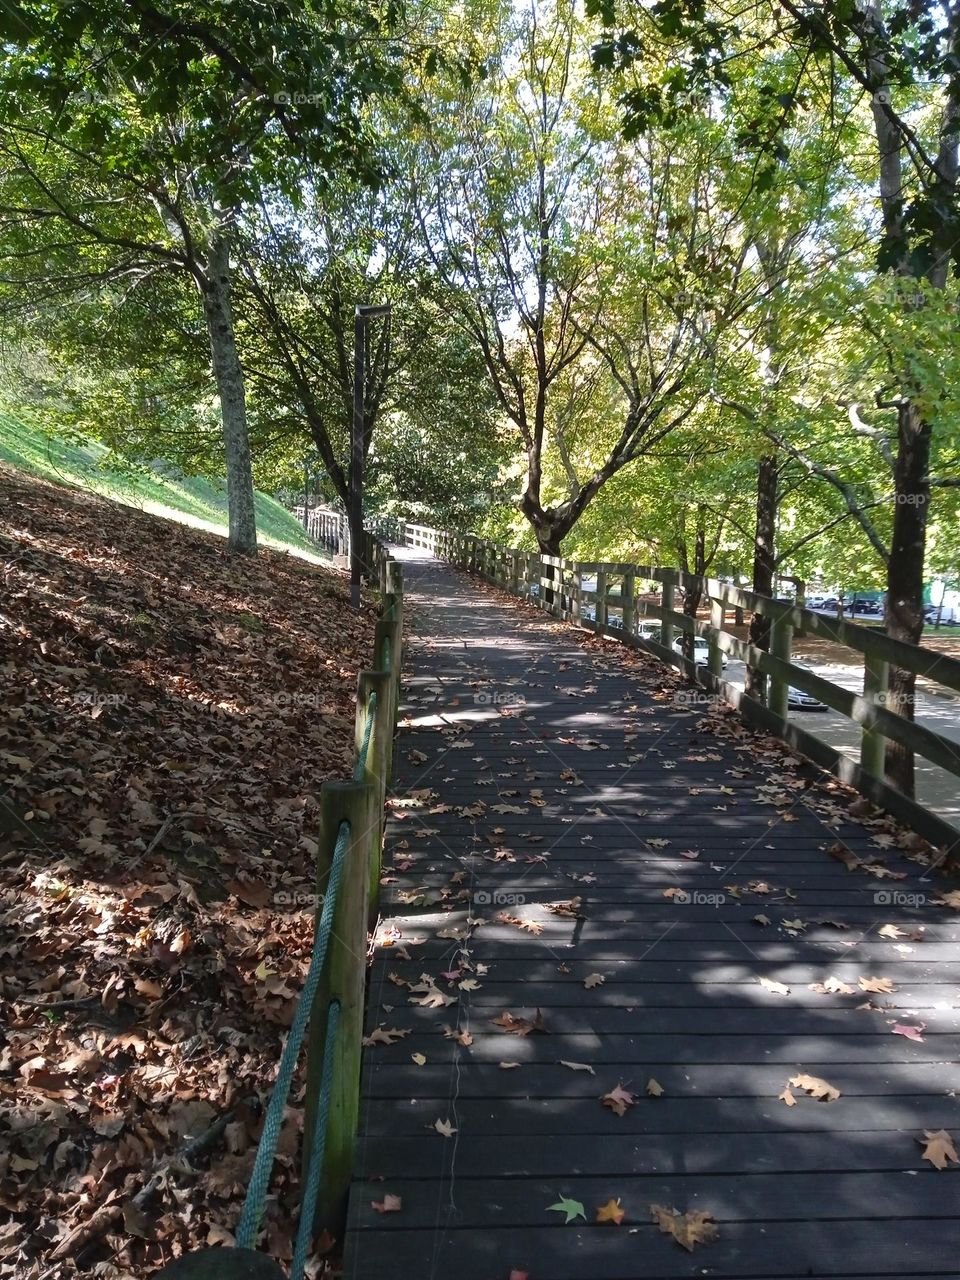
[
  {"x1": 661, "y1": 570, "x2": 678, "y2": 652},
  {"x1": 708, "y1": 595, "x2": 725, "y2": 679},
  {"x1": 596, "y1": 569, "x2": 608, "y2": 629},
  {"x1": 768, "y1": 609, "x2": 793, "y2": 722},
  {"x1": 304, "y1": 780, "x2": 377, "y2": 1237},
  {"x1": 621, "y1": 570, "x2": 635, "y2": 637},
  {"x1": 571, "y1": 564, "x2": 582, "y2": 624},
  {"x1": 860, "y1": 651, "x2": 890, "y2": 778},
  {"x1": 355, "y1": 670, "x2": 393, "y2": 920},
  {"x1": 374, "y1": 617, "x2": 402, "y2": 738},
  {"x1": 509, "y1": 550, "x2": 519, "y2": 595}
]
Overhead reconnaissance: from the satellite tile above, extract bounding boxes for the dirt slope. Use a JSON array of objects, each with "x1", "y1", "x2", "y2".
[{"x1": 0, "y1": 465, "x2": 373, "y2": 1276}]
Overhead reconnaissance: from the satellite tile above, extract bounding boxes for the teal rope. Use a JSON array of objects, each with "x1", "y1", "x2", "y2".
[
  {"x1": 235, "y1": 821, "x2": 351, "y2": 1249},
  {"x1": 290, "y1": 999, "x2": 342, "y2": 1280},
  {"x1": 353, "y1": 689, "x2": 377, "y2": 780}
]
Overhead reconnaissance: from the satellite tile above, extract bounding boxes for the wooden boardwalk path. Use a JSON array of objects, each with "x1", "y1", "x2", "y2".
[{"x1": 344, "y1": 548, "x2": 960, "y2": 1280}]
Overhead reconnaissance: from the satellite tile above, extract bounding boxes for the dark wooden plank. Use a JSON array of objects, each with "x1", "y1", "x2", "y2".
[
  {"x1": 352, "y1": 1124, "x2": 951, "y2": 1181},
  {"x1": 359, "y1": 1030, "x2": 957, "y2": 1065},
  {"x1": 347, "y1": 1170, "x2": 960, "y2": 1229},
  {"x1": 367, "y1": 1004, "x2": 960, "y2": 1036},
  {"x1": 343, "y1": 1219, "x2": 960, "y2": 1280},
  {"x1": 361, "y1": 1059, "x2": 960, "y2": 1098},
  {"x1": 357, "y1": 1094, "x2": 960, "y2": 1137}
]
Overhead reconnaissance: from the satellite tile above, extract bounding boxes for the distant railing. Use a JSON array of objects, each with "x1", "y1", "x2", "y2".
[
  {"x1": 295, "y1": 505, "x2": 349, "y2": 557},
  {"x1": 374, "y1": 517, "x2": 960, "y2": 857},
  {"x1": 159, "y1": 533, "x2": 402, "y2": 1280}
]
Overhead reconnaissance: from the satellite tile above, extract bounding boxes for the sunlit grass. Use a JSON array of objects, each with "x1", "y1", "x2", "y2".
[{"x1": 0, "y1": 411, "x2": 328, "y2": 563}]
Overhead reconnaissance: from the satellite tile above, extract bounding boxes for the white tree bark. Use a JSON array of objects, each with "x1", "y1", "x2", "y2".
[{"x1": 201, "y1": 233, "x2": 258, "y2": 555}]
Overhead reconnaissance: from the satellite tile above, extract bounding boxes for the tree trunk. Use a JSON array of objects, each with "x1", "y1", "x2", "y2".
[
  {"x1": 201, "y1": 234, "x2": 257, "y2": 556},
  {"x1": 746, "y1": 452, "x2": 777, "y2": 699},
  {"x1": 883, "y1": 400, "x2": 931, "y2": 795},
  {"x1": 681, "y1": 519, "x2": 706, "y2": 662},
  {"x1": 537, "y1": 530, "x2": 562, "y2": 607}
]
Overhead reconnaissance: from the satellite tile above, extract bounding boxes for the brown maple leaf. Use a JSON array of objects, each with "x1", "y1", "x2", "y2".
[
  {"x1": 491, "y1": 1009, "x2": 548, "y2": 1036},
  {"x1": 919, "y1": 1129, "x2": 959, "y2": 1170},
  {"x1": 601, "y1": 1083, "x2": 636, "y2": 1116},
  {"x1": 858, "y1": 975, "x2": 896, "y2": 993},
  {"x1": 649, "y1": 1204, "x2": 719, "y2": 1251},
  {"x1": 788, "y1": 1073, "x2": 840, "y2": 1102},
  {"x1": 362, "y1": 1026, "x2": 411, "y2": 1047}
]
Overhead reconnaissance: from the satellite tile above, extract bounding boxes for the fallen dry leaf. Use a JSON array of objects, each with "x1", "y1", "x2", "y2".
[
  {"x1": 434, "y1": 1118, "x2": 456, "y2": 1138},
  {"x1": 363, "y1": 1027, "x2": 411, "y2": 1047},
  {"x1": 892, "y1": 1022, "x2": 925, "y2": 1042},
  {"x1": 759, "y1": 977, "x2": 791, "y2": 995},
  {"x1": 649, "y1": 1204, "x2": 719, "y2": 1252},
  {"x1": 919, "y1": 1129, "x2": 959, "y2": 1170},
  {"x1": 809, "y1": 976, "x2": 856, "y2": 995},
  {"x1": 596, "y1": 1198, "x2": 626, "y2": 1224},
  {"x1": 371, "y1": 1194, "x2": 403, "y2": 1214},
  {"x1": 492, "y1": 1009, "x2": 548, "y2": 1036},
  {"x1": 646, "y1": 1078, "x2": 665, "y2": 1097},
  {"x1": 788, "y1": 1074, "x2": 841, "y2": 1102},
  {"x1": 601, "y1": 1084, "x2": 637, "y2": 1117},
  {"x1": 859, "y1": 976, "x2": 896, "y2": 993}
]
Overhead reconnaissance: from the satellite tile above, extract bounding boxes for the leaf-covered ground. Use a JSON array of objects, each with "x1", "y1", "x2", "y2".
[{"x1": 0, "y1": 465, "x2": 374, "y2": 1277}]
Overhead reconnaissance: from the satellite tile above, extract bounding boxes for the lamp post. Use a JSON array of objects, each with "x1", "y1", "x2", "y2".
[{"x1": 350, "y1": 303, "x2": 391, "y2": 610}]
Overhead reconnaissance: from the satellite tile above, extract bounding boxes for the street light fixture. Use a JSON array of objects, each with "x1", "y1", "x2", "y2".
[{"x1": 350, "y1": 302, "x2": 391, "y2": 610}]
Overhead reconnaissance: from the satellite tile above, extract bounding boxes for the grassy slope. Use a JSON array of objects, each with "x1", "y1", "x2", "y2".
[{"x1": 0, "y1": 411, "x2": 325, "y2": 560}]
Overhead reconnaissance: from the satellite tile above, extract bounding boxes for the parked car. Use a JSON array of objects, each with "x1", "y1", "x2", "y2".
[
  {"x1": 671, "y1": 634, "x2": 728, "y2": 670},
  {"x1": 787, "y1": 663, "x2": 827, "y2": 711},
  {"x1": 925, "y1": 603, "x2": 959, "y2": 624},
  {"x1": 787, "y1": 685, "x2": 827, "y2": 710}
]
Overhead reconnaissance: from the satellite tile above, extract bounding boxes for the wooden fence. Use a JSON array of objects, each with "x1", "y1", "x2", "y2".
[
  {"x1": 158, "y1": 532, "x2": 403, "y2": 1280},
  {"x1": 370, "y1": 517, "x2": 960, "y2": 857},
  {"x1": 294, "y1": 505, "x2": 349, "y2": 557}
]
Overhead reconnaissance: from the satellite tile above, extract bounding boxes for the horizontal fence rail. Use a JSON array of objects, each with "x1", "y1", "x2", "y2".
[
  {"x1": 371, "y1": 517, "x2": 960, "y2": 857},
  {"x1": 159, "y1": 533, "x2": 403, "y2": 1280}
]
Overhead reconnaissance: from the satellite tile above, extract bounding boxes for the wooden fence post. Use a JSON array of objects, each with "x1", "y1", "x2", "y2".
[
  {"x1": 768, "y1": 612, "x2": 793, "y2": 721},
  {"x1": 374, "y1": 618, "x2": 401, "y2": 735},
  {"x1": 304, "y1": 779, "x2": 377, "y2": 1237},
  {"x1": 596, "y1": 569, "x2": 608, "y2": 629},
  {"x1": 661, "y1": 571, "x2": 677, "y2": 651},
  {"x1": 354, "y1": 670, "x2": 393, "y2": 922},
  {"x1": 860, "y1": 652, "x2": 890, "y2": 778},
  {"x1": 622, "y1": 571, "x2": 635, "y2": 636},
  {"x1": 708, "y1": 596, "x2": 724, "y2": 679}
]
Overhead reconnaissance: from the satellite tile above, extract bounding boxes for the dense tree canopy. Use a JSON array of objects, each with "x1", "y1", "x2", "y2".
[{"x1": 1, "y1": 0, "x2": 958, "y2": 779}]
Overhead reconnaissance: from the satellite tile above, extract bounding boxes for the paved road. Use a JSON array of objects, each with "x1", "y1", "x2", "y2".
[{"x1": 722, "y1": 659, "x2": 960, "y2": 826}]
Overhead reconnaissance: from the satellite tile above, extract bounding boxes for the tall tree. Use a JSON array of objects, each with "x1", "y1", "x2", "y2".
[
  {"x1": 589, "y1": 0, "x2": 960, "y2": 792},
  {"x1": 415, "y1": 0, "x2": 766, "y2": 556},
  {"x1": 0, "y1": 0, "x2": 405, "y2": 553}
]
